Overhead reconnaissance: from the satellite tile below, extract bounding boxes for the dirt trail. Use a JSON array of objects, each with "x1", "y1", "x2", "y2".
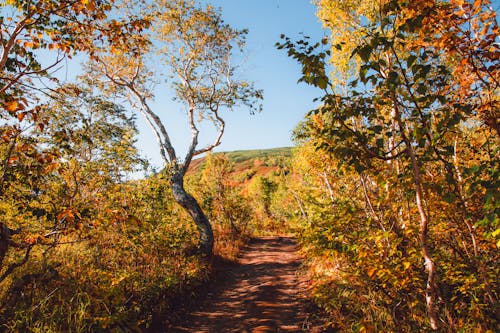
[{"x1": 170, "y1": 236, "x2": 313, "y2": 333}]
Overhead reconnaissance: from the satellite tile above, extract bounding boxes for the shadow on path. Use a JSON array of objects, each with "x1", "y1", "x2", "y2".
[{"x1": 169, "y1": 236, "x2": 309, "y2": 333}]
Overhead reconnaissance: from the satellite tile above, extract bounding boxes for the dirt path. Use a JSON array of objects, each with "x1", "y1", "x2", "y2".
[{"x1": 170, "y1": 236, "x2": 312, "y2": 332}]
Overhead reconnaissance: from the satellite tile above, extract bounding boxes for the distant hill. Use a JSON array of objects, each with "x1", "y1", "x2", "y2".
[
  {"x1": 221, "y1": 147, "x2": 293, "y2": 163},
  {"x1": 188, "y1": 147, "x2": 293, "y2": 178}
]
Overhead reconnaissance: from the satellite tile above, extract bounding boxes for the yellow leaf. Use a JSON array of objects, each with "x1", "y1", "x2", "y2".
[{"x1": 86, "y1": 1, "x2": 96, "y2": 11}]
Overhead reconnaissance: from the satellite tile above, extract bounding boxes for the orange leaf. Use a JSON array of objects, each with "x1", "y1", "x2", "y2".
[
  {"x1": 57, "y1": 209, "x2": 75, "y2": 221},
  {"x1": 4, "y1": 100, "x2": 18, "y2": 112},
  {"x1": 17, "y1": 112, "x2": 26, "y2": 122},
  {"x1": 25, "y1": 235, "x2": 39, "y2": 245}
]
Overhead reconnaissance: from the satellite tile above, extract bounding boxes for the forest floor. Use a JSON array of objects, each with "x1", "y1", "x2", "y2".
[{"x1": 168, "y1": 236, "x2": 325, "y2": 333}]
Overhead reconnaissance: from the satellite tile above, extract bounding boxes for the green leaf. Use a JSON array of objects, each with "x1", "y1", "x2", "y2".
[
  {"x1": 358, "y1": 45, "x2": 373, "y2": 62},
  {"x1": 376, "y1": 138, "x2": 384, "y2": 148},
  {"x1": 406, "y1": 54, "x2": 417, "y2": 68},
  {"x1": 316, "y1": 77, "x2": 328, "y2": 89}
]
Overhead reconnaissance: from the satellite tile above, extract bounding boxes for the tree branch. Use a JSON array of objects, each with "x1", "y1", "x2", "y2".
[{"x1": 0, "y1": 246, "x2": 33, "y2": 284}]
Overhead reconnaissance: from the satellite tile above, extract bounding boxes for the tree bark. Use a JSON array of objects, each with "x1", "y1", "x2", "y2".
[
  {"x1": 407, "y1": 145, "x2": 439, "y2": 331},
  {"x1": 0, "y1": 223, "x2": 21, "y2": 270},
  {"x1": 396, "y1": 118, "x2": 439, "y2": 330},
  {"x1": 0, "y1": 223, "x2": 11, "y2": 269},
  {"x1": 170, "y1": 172, "x2": 214, "y2": 257}
]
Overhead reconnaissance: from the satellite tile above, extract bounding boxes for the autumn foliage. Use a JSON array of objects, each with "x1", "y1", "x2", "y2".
[
  {"x1": 0, "y1": 0, "x2": 498, "y2": 331},
  {"x1": 278, "y1": 0, "x2": 498, "y2": 331}
]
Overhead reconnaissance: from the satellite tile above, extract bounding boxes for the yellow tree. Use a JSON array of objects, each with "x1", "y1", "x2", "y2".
[{"x1": 314, "y1": 0, "x2": 379, "y2": 88}]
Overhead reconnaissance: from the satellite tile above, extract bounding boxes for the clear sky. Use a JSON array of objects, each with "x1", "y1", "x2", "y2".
[{"x1": 137, "y1": 0, "x2": 328, "y2": 170}]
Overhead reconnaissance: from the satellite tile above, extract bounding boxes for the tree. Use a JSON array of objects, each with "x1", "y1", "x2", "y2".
[
  {"x1": 90, "y1": 0, "x2": 262, "y2": 256},
  {"x1": 0, "y1": 0, "x2": 146, "y2": 283},
  {"x1": 41, "y1": 83, "x2": 145, "y2": 181},
  {"x1": 0, "y1": 0, "x2": 147, "y2": 130},
  {"x1": 279, "y1": 0, "x2": 498, "y2": 330},
  {"x1": 313, "y1": 0, "x2": 379, "y2": 88},
  {"x1": 197, "y1": 153, "x2": 250, "y2": 236}
]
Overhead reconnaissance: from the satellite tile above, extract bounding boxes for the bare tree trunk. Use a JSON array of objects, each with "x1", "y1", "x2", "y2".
[
  {"x1": 408, "y1": 147, "x2": 439, "y2": 331},
  {"x1": 170, "y1": 172, "x2": 213, "y2": 257},
  {"x1": 0, "y1": 223, "x2": 21, "y2": 271},
  {"x1": 290, "y1": 189, "x2": 309, "y2": 223},
  {"x1": 0, "y1": 223, "x2": 11, "y2": 269},
  {"x1": 321, "y1": 171, "x2": 335, "y2": 209},
  {"x1": 396, "y1": 118, "x2": 439, "y2": 330}
]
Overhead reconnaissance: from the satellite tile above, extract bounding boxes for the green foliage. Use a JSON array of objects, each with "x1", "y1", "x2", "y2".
[
  {"x1": 0, "y1": 0, "x2": 267, "y2": 331},
  {"x1": 216, "y1": 147, "x2": 293, "y2": 164},
  {"x1": 2, "y1": 0, "x2": 498, "y2": 331},
  {"x1": 287, "y1": 139, "x2": 499, "y2": 331},
  {"x1": 1, "y1": 179, "x2": 207, "y2": 331}
]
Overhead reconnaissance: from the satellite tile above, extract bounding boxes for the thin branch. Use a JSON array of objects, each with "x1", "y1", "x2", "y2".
[
  {"x1": 98, "y1": 60, "x2": 177, "y2": 164},
  {"x1": 127, "y1": 82, "x2": 177, "y2": 163},
  {"x1": 338, "y1": 120, "x2": 407, "y2": 161},
  {"x1": 193, "y1": 110, "x2": 225, "y2": 156}
]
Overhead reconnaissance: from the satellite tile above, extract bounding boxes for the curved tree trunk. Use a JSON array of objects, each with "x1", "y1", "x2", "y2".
[{"x1": 170, "y1": 172, "x2": 214, "y2": 257}]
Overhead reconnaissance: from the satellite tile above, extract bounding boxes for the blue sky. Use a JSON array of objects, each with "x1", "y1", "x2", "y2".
[{"x1": 137, "y1": 0, "x2": 327, "y2": 169}]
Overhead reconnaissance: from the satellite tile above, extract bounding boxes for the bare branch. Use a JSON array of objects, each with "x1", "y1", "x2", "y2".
[
  {"x1": 96, "y1": 60, "x2": 178, "y2": 164},
  {"x1": 180, "y1": 104, "x2": 200, "y2": 175},
  {"x1": 127, "y1": 82, "x2": 177, "y2": 163},
  {"x1": 194, "y1": 109, "x2": 225, "y2": 157}
]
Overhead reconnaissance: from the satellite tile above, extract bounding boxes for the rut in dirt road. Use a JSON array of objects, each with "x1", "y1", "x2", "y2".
[{"x1": 171, "y1": 236, "x2": 310, "y2": 333}]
